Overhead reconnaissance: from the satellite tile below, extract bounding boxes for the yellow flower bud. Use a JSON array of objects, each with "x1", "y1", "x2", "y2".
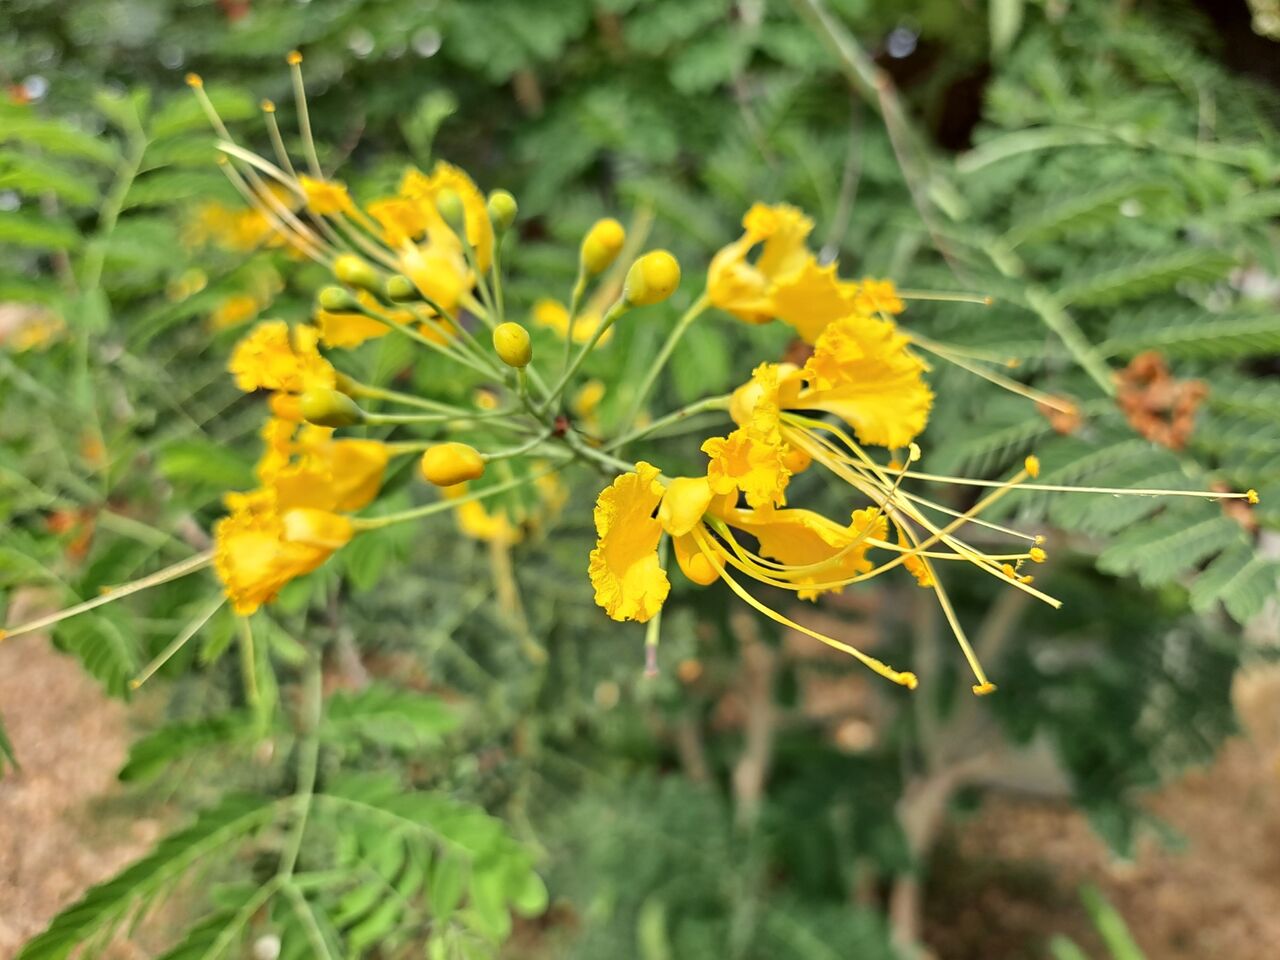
[
  {"x1": 299, "y1": 388, "x2": 365, "y2": 428},
  {"x1": 420, "y1": 442, "x2": 486, "y2": 487},
  {"x1": 333, "y1": 253, "x2": 380, "y2": 292},
  {"x1": 385, "y1": 274, "x2": 418, "y2": 303},
  {"x1": 487, "y1": 190, "x2": 518, "y2": 232},
  {"x1": 580, "y1": 218, "x2": 625, "y2": 275},
  {"x1": 624, "y1": 250, "x2": 681, "y2": 306},
  {"x1": 435, "y1": 188, "x2": 466, "y2": 232},
  {"x1": 318, "y1": 286, "x2": 358, "y2": 311},
  {"x1": 492, "y1": 322, "x2": 532, "y2": 368},
  {"x1": 1029, "y1": 547, "x2": 1047, "y2": 563}
]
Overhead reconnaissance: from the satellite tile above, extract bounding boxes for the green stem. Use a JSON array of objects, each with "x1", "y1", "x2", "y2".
[
  {"x1": 278, "y1": 655, "x2": 323, "y2": 879},
  {"x1": 353, "y1": 462, "x2": 564, "y2": 530},
  {"x1": 617, "y1": 294, "x2": 710, "y2": 436},
  {"x1": 609, "y1": 393, "x2": 729, "y2": 453},
  {"x1": 542, "y1": 299, "x2": 629, "y2": 412},
  {"x1": 356, "y1": 302, "x2": 497, "y2": 379},
  {"x1": 562, "y1": 268, "x2": 588, "y2": 377}
]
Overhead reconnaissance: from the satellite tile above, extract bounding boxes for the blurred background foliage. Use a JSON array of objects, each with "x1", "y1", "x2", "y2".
[{"x1": 1, "y1": 0, "x2": 1278, "y2": 957}]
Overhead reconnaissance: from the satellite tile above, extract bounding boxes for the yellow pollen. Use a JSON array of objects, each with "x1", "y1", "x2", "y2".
[
  {"x1": 1034, "y1": 535, "x2": 1045, "y2": 545},
  {"x1": 1247, "y1": 489, "x2": 1259, "y2": 505},
  {"x1": 261, "y1": 98, "x2": 275, "y2": 112},
  {"x1": 1000, "y1": 563, "x2": 1016, "y2": 578},
  {"x1": 900, "y1": 672, "x2": 919, "y2": 690},
  {"x1": 287, "y1": 50, "x2": 303, "y2": 65},
  {"x1": 1019, "y1": 574, "x2": 1034, "y2": 585},
  {"x1": 972, "y1": 682, "x2": 998, "y2": 696},
  {"x1": 1029, "y1": 547, "x2": 1046, "y2": 563},
  {"x1": 908, "y1": 442, "x2": 921, "y2": 462},
  {"x1": 1024, "y1": 455, "x2": 1040, "y2": 478},
  {"x1": 185, "y1": 73, "x2": 203, "y2": 88}
]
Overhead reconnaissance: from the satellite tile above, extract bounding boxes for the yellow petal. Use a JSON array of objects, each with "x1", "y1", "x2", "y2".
[
  {"x1": 797, "y1": 315, "x2": 933, "y2": 449},
  {"x1": 730, "y1": 505, "x2": 887, "y2": 601},
  {"x1": 588, "y1": 462, "x2": 670, "y2": 622},
  {"x1": 658, "y1": 476, "x2": 714, "y2": 537}
]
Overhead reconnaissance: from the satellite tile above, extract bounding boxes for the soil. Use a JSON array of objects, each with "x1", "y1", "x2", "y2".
[
  {"x1": 2, "y1": 635, "x2": 1278, "y2": 959},
  {"x1": 0, "y1": 631, "x2": 161, "y2": 958}
]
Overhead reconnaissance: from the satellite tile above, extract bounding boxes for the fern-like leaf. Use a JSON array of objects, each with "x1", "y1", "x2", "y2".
[
  {"x1": 1057, "y1": 250, "x2": 1236, "y2": 308},
  {"x1": 1097, "y1": 506, "x2": 1243, "y2": 587},
  {"x1": 17, "y1": 794, "x2": 279, "y2": 960},
  {"x1": 1102, "y1": 309, "x2": 1280, "y2": 359}
]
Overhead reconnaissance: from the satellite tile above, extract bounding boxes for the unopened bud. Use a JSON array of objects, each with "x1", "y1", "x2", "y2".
[
  {"x1": 333, "y1": 253, "x2": 380, "y2": 292},
  {"x1": 492, "y1": 322, "x2": 532, "y2": 368},
  {"x1": 435, "y1": 189, "x2": 466, "y2": 232},
  {"x1": 487, "y1": 190, "x2": 518, "y2": 232},
  {"x1": 624, "y1": 250, "x2": 681, "y2": 306},
  {"x1": 581, "y1": 218, "x2": 625, "y2": 275},
  {"x1": 318, "y1": 286, "x2": 358, "y2": 312},
  {"x1": 299, "y1": 388, "x2": 364, "y2": 428},
  {"x1": 420, "y1": 442, "x2": 486, "y2": 487},
  {"x1": 385, "y1": 274, "x2": 418, "y2": 303}
]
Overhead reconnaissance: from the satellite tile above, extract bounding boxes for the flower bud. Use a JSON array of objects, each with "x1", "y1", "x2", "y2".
[
  {"x1": 435, "y1": 189, "x2": 466, "y2": 233},
  {"x1": 487, "y1": 189, "x2": 518, "y2": 232},
  {"x1": 333, "y1": 253, "x2": 380, "y2": 292},
  {"x1": 492, "y1": 322, "x2": 532, "y2": 368},
  {"x1": 318, "y1": 285, "x2": 358, "y2": 312},
  {"x1": 624, "y1": 250, "x2": 681, "y2": 306},
  {"x1": 385, "y1": 274, "x2": 418, "y2": 303},
  {"x1": 420, "y1": 442, "x2": 486, "y2": 487},
  {"x1": 580, "y1": 218, "x2": 625, "y2": 275},
  {"x1": 299, "y1": 388, "x2": 365, "y2": 428}
]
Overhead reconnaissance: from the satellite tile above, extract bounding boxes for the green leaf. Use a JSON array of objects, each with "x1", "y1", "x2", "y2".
[
  {"x1": 990, "y1": 0, "x2": 1025, "y2": 58},
  {"x1": 1102, "y1": 309, "x2": 1280, "y2": 359},
  {"x1": 322, "y1": 686, "x2": 459, "y2": 751},
  {"x1": 0, "y1": 112, "x2": 118, "y2": 166},
  {"x1": 159, "y1": 439, "x2": 254, "y2": 494},
  {"x1": 1190, "y1": 543, "x2": 1279, "y2": 623},
  {"x1": 53, "y1": 610, "x2": 139, "y2": 698},
  {"x1": 0, "y1": 153, "x2": 98, "y2": 207},
  {"x1": 1048, "y1": 936, "x2": 1092, "y2": 960},
  {"x1": 1002, "y1": 179, "x2": 1169, "y2": 249},
  {"x1": 1097, "y1": 508, "x2": 1243, "y2": 588},
  {"x1": 17, "y1": 794, "x2": 277, "y2": 960},
  {"x1": 429, "y1": 854, "x2": 467, "y2": 922},
  {"x1": 119, "y1": 712, "x2": 256, "y2": 782},
  {"x1": 1057, "y1": 250, "x2": 1236, "y2": 308},
  {"x1": 149, "y1": 88, "x2": 256, "y2": 141},
  {"x1": 0, "y1": 211, "x2": 81, "y2": 251}
]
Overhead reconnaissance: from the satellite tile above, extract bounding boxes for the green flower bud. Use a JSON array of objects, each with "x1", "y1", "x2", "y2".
[
  {"x1": 333, "y1": 253, "x2": 379, "y2": 292},
  {"x1": 487, "y1": 189, "x2": 518, "y2": 232},
  {"x1": 385, "y1": 274, "x2": 418, "y2": 303},
  {"x1": 318, "y1": 286, "x2": 358, "y2": 311},
  {"x1": 435, "y1": 188, "x2": 466, "y2": 232},
  {"x1": 299, "y1": 388, "x2": 365, "y2": 428}
]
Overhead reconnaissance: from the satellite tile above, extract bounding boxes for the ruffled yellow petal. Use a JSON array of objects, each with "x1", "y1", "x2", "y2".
[
  {"x1": 213, "y1": 490, "x2": 349, "y2": 615},
  {"x1": 702, "y1": 429, "x2": 790, "y2": 510},
  {"x1": 708, "y1": 203, "x2": 813, "y2": 323},
  {"x1": 314, "y1": 309, "x2": 390, "y2": 349},
  {"x1": 588, "y1": 462, "x2": 670, "y2": 622},
  {"x1": 771, "y1": 258, "x2": 856, "y2": 344},
  {"x1": 367, "y1": 197, "x2": 427, "y2": 247},
  {"x1": 229, "y1": 321, "x2": 336, "y2": 394},
  {"x1": 299, "y1": 175, "x2": 355, "y2": 216},
  {"x1": 729, "y1": 505, "x2": 887, "y2": 601},
  {"x1": 797, "y1": 315, "x2": 933, "y2": 449}
]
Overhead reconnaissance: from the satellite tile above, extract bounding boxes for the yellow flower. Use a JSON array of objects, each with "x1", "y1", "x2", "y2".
[
  {"x1": 260, "y1": 421, "x2": 388, "y2": 513},
  {"x1": 367, "y1": 197, "x2": 427, "y2": 247},
  {"x1": 588, "y1": 461, "x2": 670, "y2": 622},
  {"x1": 708, "y1": 203, "x2": 813, "y2": 323},
  {"x1": 793, "y1": 315, "x2": 933, "y2": 449},
  {"x1": 532, "y1": 298, "x2": 614, "y2": 346},
  {"x1": 314, "y1": 308, "x2": 390, "y2": 349},
  {"x1": 299, "y1": 175, "x2": 355, "y2": 216},
  {"x1": 572, "y1": 379, "x2": 607, "y2": 433},
  {"x1": 398, "y1": 161, "x2": 494, "y2": 271},
  {"x1": 229, "y1": 321, "x2": 336, "y2": 395},
  {"x1": 210, "y1": 293, "x2": 263, "y2": 331},
  {"x1": 213, "y1": 488, "x2": 352, "y2": 615},
  {"x1": 445, "y1": 483, "x2": 523, "y2": 545}
]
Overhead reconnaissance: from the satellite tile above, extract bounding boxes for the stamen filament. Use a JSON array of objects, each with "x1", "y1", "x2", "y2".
[
  {"x1": 1, "y1": 551, "x2": 214, "y2": 643},
  {"x1": 130, "y1": 595, "x2": 226, "y2": 689},
  {"x1": 287, "y1": 51, "x2": 323, "y2": 178}
]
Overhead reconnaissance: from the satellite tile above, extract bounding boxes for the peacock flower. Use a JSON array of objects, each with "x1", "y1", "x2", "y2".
[
  {"x1": 257, "y1": 419, "x2": 388, "y2": 513},
  {"x1": 213, "y1": 488, "x2": 353, "y2": 615},
  {"x1": 707, "y1": 203, "x2": 814, "y2": 323},
  {"x1": 299, "y1": 175, "x2": 356, "y2": 216},
  {"x1": 702, "y1": 362, "x2": 804, "y2": 509}
]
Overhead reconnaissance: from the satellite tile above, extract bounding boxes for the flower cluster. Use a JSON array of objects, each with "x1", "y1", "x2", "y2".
[{"x1": 2, "y1": 56, "x2": 1257, "y2": 698}]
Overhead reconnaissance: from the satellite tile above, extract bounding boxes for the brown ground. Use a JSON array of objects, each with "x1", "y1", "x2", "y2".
[
  {"x1": 0, "y1": 632, "x2": 161, "y2": 958},
  {"x1": 2, "y1": 636, "x2": 1278, "y2": 959}
]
